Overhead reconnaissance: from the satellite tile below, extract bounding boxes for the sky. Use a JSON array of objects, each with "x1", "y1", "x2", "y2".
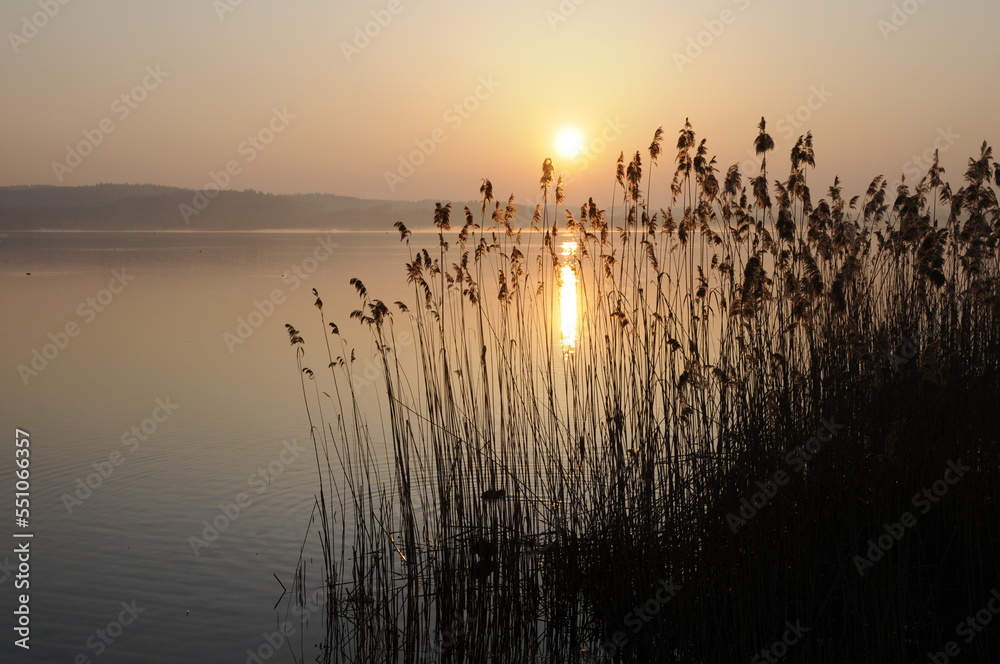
[{"x1": 2, "y1": 0, "x2": 998, "y2": 206}]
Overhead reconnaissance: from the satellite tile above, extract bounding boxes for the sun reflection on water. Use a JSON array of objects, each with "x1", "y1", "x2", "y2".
[{"x1": 559, "y1": 241, "x2": 579, "y2": 351}]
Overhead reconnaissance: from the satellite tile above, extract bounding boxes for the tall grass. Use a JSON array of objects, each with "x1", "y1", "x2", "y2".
[{"x1": 285, "y1": 121, "x2": 1000, "y2": 662}]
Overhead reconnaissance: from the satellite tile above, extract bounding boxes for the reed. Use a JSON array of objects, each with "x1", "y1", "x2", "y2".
[{"x1": 284, "y1": 121, "x2": 1000, "y2": 663}]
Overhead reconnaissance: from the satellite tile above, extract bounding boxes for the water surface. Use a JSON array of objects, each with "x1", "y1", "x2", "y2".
[{"x1": 1, "y1": 230, "x2": 410, "y2": 662}]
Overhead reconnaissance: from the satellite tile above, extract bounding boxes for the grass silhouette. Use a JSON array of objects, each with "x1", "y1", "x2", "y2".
[{"x1": 284, "y1": 120, "x2": 1000, "y2": 663}]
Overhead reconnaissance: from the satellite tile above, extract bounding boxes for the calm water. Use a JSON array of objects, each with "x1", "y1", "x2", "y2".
[{"x1": 1, "y1": 231, "x2": 413, "y2": 663}]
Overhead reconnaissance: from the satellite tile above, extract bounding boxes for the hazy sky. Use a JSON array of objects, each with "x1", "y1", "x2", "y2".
[{"x1": 3, "y1": 0, "x2": 998, "y2": 205}]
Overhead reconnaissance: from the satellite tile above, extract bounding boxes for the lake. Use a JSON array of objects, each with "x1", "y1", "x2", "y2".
[
  {"x1": 1, "y1": 230, "x2": 415, "y2": 663},
  {"x1": 6, "y1": 212, "x2": 999, "y2": 663}
]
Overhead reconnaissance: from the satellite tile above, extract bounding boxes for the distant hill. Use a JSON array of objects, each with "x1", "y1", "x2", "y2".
[{"x1": 0, "y1": 184, "x2": 475, "y2": 232}]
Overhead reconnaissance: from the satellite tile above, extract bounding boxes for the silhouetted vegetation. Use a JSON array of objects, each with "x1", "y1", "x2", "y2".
[{"x1": 286, "y1": 120, "x2": 1000, "y2": 662}]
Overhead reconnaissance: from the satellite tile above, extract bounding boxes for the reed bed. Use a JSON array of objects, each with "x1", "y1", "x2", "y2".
[{"x1": 284, "y1": 120, "x2": 1000, "y2": 663}]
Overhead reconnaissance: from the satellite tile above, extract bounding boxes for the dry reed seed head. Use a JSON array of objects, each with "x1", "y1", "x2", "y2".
[
  {"x1": 693, "y1": 138, "x2": 710, "y2": 176},
  {"x1": 752, "y1": 168, "x2": 772, "y2": 209},
  {"x1": 393, "y1": 220, "x2": 411, "y2": 242},
  {"x1": 349, "y1": 277, "x2": 368, "y2": 300},
  {"x1": 627, "y1": 151, "x2": 643, "y2": 201},
  {"x1": 480, "y1": 178, "x2": 493, "y2": 207},
  {"x1": 491, "y1": 202, "x2": 503, "y2": 228},
  {"x1": 754, "y1": 117, "x2": 775, "y2": 156},
  {"x1": 791, "y1": 136, "x2": 805, "y2": 171},
  {"x1": 284, "y1": 323, "x2": 304, "y2": 345},
  {"x1": 531, "y1": 204, "x2": 542, "y2": 229},
  {"x1": 434, "y1": 202, "x2": 452, "y2": 230},
  {"x1": 677, "y1": 118, "x2": 695, "y2": 150},
  {"x1": 649, "y1": 126, "x2": 664, "y2": 164},
  {"x1": 540, "y1": 158, "x2": 554, "y2": 193},
  {"x1": 586, "y1": 198, "x2": 601, "y2": 226},
  {"x1": 703, "y1": 170, "x2": 720, "y2": 202}
]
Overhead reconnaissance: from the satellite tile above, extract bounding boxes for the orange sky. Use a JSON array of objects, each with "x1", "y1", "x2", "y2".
[{"x1": 3, "y1": 0, "x2": 998, "y2": 206}]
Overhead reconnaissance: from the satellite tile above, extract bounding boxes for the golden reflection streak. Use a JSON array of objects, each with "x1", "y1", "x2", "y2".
[{"x1": 559, "y1": 242, "x2": 579, "y2": 350}]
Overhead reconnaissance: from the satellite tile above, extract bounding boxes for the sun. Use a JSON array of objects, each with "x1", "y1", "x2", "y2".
[{"x1": 554, "y1": 127, "x2": 585, "y2": 160}]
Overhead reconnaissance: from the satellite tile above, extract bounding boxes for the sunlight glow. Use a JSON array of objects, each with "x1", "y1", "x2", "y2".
[
  {"x1": 555, "y1": 127, "x2": 585, "y2": 160},
  {"x1": 560, "y1": 241, "x2": 579, "y2": 351}
]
